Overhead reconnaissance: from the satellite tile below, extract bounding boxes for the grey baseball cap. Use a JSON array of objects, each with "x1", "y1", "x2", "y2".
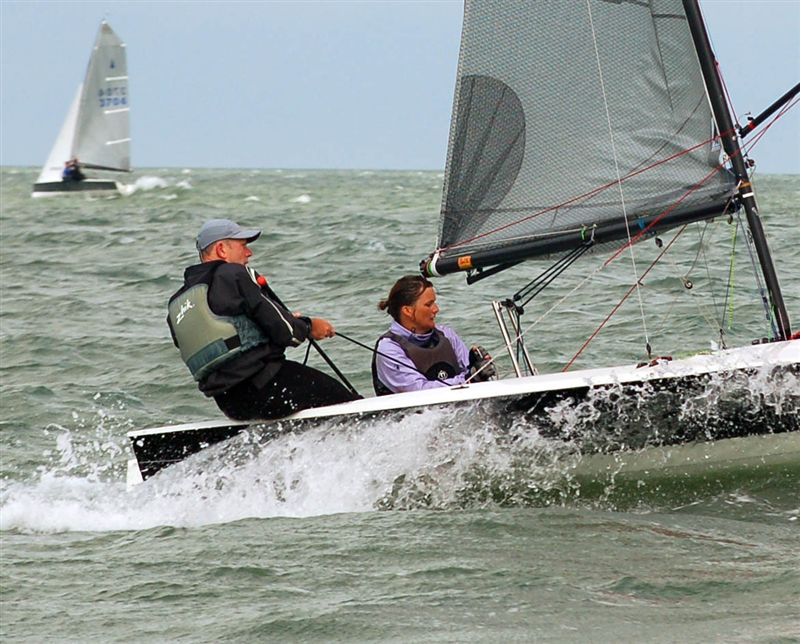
[{"x1": 196, "y1": 218, "x2": 261, "y2": 251}]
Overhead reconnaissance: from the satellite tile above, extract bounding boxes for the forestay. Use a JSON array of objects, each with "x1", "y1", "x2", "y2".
[{"x1": 426, "y1": 0, "x2": 738, "y2": 276}]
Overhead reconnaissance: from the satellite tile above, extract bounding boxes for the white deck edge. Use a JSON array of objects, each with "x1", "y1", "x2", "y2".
[{"x1": 128, "y1": 339, "x2": 798, "y2": 439}]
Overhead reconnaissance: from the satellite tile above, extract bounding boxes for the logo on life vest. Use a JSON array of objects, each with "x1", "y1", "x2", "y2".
[{"x1": 175, "y1": 299, "x2": 194, "y2": 325}]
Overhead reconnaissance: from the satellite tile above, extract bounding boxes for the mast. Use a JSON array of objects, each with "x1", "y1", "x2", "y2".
[{"x1": 682, "y1": 0, "x2": 791, "y2": 340}]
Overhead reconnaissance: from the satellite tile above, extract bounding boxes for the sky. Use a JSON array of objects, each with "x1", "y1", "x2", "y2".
[{"x1": 1, "y1": 0, "x2": 798, "y2": 173}]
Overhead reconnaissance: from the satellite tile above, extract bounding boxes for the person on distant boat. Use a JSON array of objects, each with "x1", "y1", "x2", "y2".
[
  {"x1": 62, "y1": 158, "x2": 85, "y2": 182},
  {"x1": 372, "y1": 274, "x2": 497, "y2": 395},
  {"x1": 167, "y1": 218, "x2": 360, "y2": 421}
]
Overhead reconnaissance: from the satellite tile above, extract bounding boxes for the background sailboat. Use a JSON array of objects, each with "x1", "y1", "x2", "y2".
[{"x1": 31, "y1": 21, "x2": 131, "y2": 197}]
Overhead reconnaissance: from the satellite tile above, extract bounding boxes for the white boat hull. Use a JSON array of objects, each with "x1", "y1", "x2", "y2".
[{"x1": 127, "y1": 340, "x2": 799, "y2": 486}]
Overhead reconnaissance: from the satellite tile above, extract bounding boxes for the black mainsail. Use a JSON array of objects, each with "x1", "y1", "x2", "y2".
[
  {"x1": 422, "y1": 0, "x2": 790, "y2": 339},
  {"x1": 423, "y1": 0, "x2": 738, "y2": 272}
]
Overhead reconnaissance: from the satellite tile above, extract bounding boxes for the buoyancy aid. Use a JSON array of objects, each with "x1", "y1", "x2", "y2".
[
  {"x1": 167, "y1": 273, "x2": 268, "y2": 382},
  {"x1": 371, "y1": 328, "x2": 460, "y2": 396}
]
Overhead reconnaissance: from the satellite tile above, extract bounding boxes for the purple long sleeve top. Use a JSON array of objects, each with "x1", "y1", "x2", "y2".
[{"x1": 375, "y1": 320, "x2": 471, "y2": 393}]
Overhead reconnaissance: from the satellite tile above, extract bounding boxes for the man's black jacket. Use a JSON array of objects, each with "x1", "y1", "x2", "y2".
[{"x1": 167, "y1": 261, "x2": 312, "y2": 396}]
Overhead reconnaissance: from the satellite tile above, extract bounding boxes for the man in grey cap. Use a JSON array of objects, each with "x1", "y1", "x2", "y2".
[{"x1": 167, "y1": 218, "x2": 359, "y2": 421}]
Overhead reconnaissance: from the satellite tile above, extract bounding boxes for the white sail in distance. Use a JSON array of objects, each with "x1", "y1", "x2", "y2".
[{"x1": 35, "y1": 21, "x2": 130, "y2": 185}]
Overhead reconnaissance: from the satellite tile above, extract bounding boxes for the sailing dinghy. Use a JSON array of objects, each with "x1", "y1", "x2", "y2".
[
  {"x1": 127, "y1": 0, "x2": 798, "y2": 487},
  {"x1": 32, "y1": 21, "x2": 131, "y2": 197}
]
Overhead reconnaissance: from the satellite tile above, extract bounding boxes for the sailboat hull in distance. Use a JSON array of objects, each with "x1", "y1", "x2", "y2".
[{"x1": 31, "y1": 179, "x2": 121, "y2": 198}]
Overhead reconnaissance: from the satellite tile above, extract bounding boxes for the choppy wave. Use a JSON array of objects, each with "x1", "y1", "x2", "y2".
[{"x1": 3, "y1": 364, "x2": 797, "y2": 534}]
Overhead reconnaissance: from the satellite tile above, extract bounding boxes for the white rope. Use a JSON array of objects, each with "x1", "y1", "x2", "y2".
[
  {"x1": 485, "y1": 259, "x2": 608, "y2": 376},
  {"x1": 585, "y1": 0, "x2": 650, "y2": 353},
  {"x1": 657, "y1": 223, "x2": 724, "y2": 343}
]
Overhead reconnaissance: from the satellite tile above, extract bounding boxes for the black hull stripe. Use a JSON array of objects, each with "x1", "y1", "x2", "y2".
[{"x1": 32, "y1": 181, "x2": 118, "y2": 193}]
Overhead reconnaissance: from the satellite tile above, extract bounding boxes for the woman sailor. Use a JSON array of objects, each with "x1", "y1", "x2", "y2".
[{"x1": 372, "y1": 274, "x2": 496, "y2": 395}]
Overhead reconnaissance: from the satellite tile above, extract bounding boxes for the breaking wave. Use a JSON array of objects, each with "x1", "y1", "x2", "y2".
[{"x1": 1, "y1": 366, "x2": 797, "y2": 533}]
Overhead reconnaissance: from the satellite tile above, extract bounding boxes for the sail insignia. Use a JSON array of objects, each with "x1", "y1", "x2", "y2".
[{"x1": 442, "y1": 75, "x2": 526, "y2": 247}]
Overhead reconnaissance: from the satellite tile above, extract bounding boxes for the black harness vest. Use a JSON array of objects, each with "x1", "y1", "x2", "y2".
[{"x1": 371, "y1": 328, "x2": 460, "y2": 396}]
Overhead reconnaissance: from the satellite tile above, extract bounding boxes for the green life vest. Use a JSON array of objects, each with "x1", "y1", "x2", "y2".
[{"x1": 167, "y1": 283, "x2": 267, "y2": 381}]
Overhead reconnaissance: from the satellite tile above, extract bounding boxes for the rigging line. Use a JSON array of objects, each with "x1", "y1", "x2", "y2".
[
  {"x1": 476, "y1": 181, "x2": 736, "y2": 371},
  {"x1": 586, "y1": 0, "x2": 650, "y2": 352},
  {"x1": 564, "y1": 224, "x2": 690, "y2": 372},
  {"x1": 508, "y1": 222, "x2": 694, "y2": 374},
  {"x1": 737, "y1": 210, "x2": 778, "y2": 338},
  {"x1": 716, "y1": 186, "x2": 745, "y2": 333},
  {"x1": 334, "y1": 331, "x2": 465, "y2": 383},
  {"x1": 517, "y1": 244, "x2": 593, "y2": 309},
  {"x1": 686, "y1": 215, "x2": 711, "y2": 275},
  {"x1": 724, "y1": 218, "x2": 738, "y2": 331},
  {"x1": 648, "y1": 245, "x2": 720, "y2": 347},
  {"x1": 493, "y1": 234, "x2": 661, "y2": 373},
  {"x1": 514, "y1": 243, "x2": 591, "y2": 305},
  {"x1": 600, "y1": 97, "x2": 796, "y2": 324},
  {"x1": 500, "y1": 259, "x2": 609, "y2": 364},
  {"x1": 695, "y1": 191, "x2": 739, "y2": 333},
  {"x1": 461, "y1": 124, "x2": 787, "y2": 369},
  {"x1": 482, "y1": 97, "x2": 795, "y2": 369},
  {"x1": 742, "y1": 95, "x2": 799, "y2": 158},
  {"x1": 714, "y1": 95, "x2": 794, "y2": 337},
  {"x1": 698, "y1": 222, "x2": 726, "y2": 339},
  {"x1": 656, "y1": 223, "x2": 720, "y2": 341},
  {"x1": 728, "y1": 97, "x2": 797, "y2": 336},
  {"x1": 604, "y1": 159, "x2": 726, "y2": 266},
  {"x1": 439, "y1": 134, "x2": 722, "y2": 253}
]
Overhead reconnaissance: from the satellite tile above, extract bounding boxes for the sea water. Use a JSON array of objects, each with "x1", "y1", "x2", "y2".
[{"x1": 1, "y1": 167, "x2": 798, "y2": 642}]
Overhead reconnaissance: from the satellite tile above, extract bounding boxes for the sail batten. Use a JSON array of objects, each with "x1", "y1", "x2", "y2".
[{"x1": 427, "y1": 0, "x2": 737, "y2": 276}]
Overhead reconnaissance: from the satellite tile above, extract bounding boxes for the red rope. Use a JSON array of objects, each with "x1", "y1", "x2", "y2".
[
  {"x1": 602, "y1": 161, "x2": 725, "y2": 266},
  {"x1": 717, "y1": 59, "x2": 739, "y2": 128},
  {"x1": 562, "y1": 224, "x2": 689, "y2": 372},
  {"x1": 441, "y1": 133, "x2": 723, "y2": 253},
  {"x1": 563, "y1": 97, "x2": 798, "y2": 370}
]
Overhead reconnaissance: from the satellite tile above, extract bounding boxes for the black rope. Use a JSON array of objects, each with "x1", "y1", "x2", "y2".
[
  {"x1": 306, "y1": 335, "x2": 361, "y2": 397},
  {"x1": 335, "y1": 331, "x2": 433, "y2": 379},
  {"x1": 265, "y1": 286, "x2": 361, "y2": 397},
  {"x1": 515, "y1": 241, "x2": 594, "y2": 309}
]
